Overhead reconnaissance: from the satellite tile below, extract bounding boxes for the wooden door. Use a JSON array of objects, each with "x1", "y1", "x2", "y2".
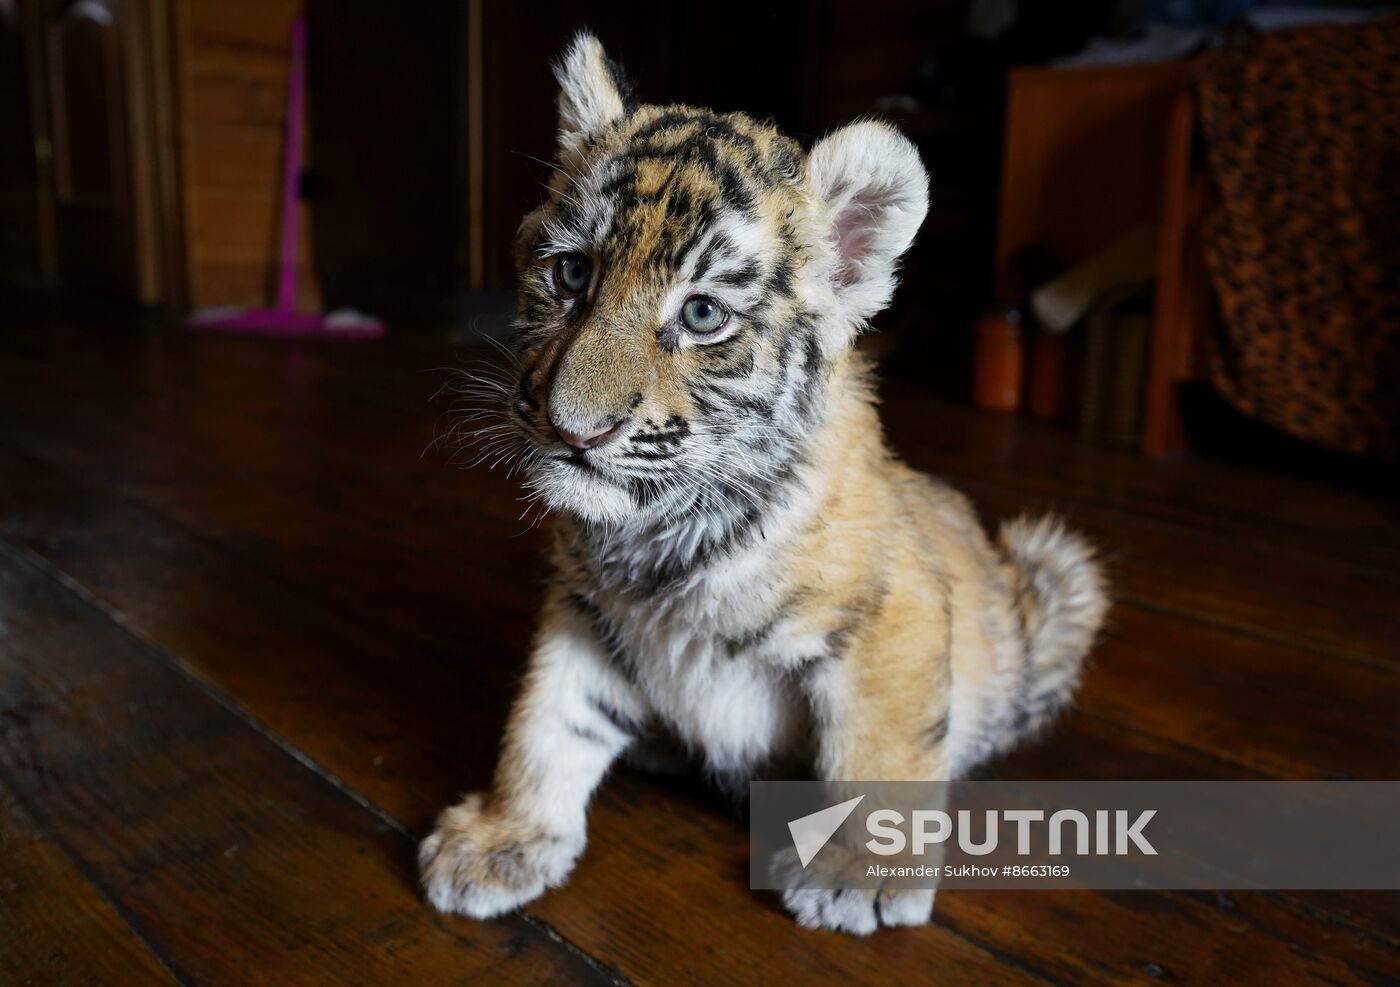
[{"x1": 40, "y1": 0, "x2": 178, "y2": 305}]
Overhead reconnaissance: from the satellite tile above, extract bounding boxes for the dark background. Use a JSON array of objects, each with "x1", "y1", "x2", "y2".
[{"x1": 1, "y1": 0, "x2": 1395, "y2": 470}]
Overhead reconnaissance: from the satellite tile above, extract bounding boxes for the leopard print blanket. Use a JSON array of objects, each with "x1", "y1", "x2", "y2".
[{"x1": 1196, "y1": 16, "x2": 1400, "y2": 461}]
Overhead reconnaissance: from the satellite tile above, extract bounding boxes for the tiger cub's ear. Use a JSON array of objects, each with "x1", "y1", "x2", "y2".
[
  {"x1": 806, "y1": 121, "x2": 930, "y2": 327},
  {"x1": 553, "y1": 32, "x2": 631, "y2": 162}
]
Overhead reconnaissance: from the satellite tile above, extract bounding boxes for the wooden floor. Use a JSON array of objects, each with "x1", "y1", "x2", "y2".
[{"x1": 1, "y1": 311, "x2": 1396, "y2": 986}]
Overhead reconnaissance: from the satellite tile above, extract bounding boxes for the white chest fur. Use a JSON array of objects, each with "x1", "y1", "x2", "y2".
[
  {"x1": 575, "y1": 470, "x2": 828, "y2": 775},
  {"x1": 611, "y1": 604, "x2": 807, "y2": 775}
]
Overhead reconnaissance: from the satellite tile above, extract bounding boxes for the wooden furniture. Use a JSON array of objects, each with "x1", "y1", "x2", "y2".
[
  {"x1": 1142, "y1": 88, "x2": 1213, "y2": 458},
  {"x1": 994, "y1": 61, "x2": 1211, "y2": 457}
]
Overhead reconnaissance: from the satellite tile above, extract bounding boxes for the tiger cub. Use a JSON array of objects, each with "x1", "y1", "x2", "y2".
[{"x1": 419, "y1": 32, "x2": 1108, "y2": 934}]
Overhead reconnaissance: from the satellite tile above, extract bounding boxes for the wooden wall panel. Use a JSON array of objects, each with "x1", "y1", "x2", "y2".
[{"x1": 175, "y1": 0, "x2": 316, "y2": 310}]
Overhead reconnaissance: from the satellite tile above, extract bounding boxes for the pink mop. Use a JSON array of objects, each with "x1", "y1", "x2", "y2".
[{"x1": 189, "y1": 16, "x2": 383, "y2": 337}]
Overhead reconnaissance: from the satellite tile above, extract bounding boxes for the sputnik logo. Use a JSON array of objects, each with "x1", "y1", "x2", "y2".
[{"x1": 787, "y1": 795, "x2": 865, "y2": 867}]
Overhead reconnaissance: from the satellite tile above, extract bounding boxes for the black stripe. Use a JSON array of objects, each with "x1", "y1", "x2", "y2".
[
  {"x1": 689, "y1": 382, "x2": 774, "y2": 421},
  {"x1": 626, "y1": 110, "x2": 714, "y2": 145},
  {"x1": 726, "y1": 591, "x2": 806, "y2": 658},
  {"x1": 763, "y1": 256, "x2": 795, "y2": 298},
  {"x1": 567, "y1": 722, "x2": 615, "y2": 747},
  {"x1": 664, "y1": 184, "x2": 694, "y2": 225},
  {"x1": 588, "y1": 692, "x2": 641, "y2": 737},
  {"x1": 627, "y1": 474, "x2": 669, "y2": 509},
  {"x1": 626, "y1": 111, "x2": 763, "y2": 169},
  {"x1": 924, "y1": 714, "x2": 950, "y2": 747},
  {"x1": 631, "y1": 451, "x2": 805, "y2": 596},
  {"x1": 566, "y1": 592, "x2": 635, "y2": 680},
  {"x1": 792, "y1": 320, "x2": 827, "y2": 423},
  {"x1": 602, "y1": 54, "x2": 637, "y2": 114},
  {"x1": 768, "y1": 140, "x2": 801, "y2": 183},
  {"x1": 629, "y1": 425, "x2": 689, "y2": 445},
  {"x1": 824, "y1": 585, "x2": 889, "y2": 661},
  {"x1": 692, "y1": 233, "x2": 736, "y2": 282},
  {"x1": 703, "y1": 350, "x2": 755, "y2": 381},
  {"x1": 718, "y1": 163, "x2": 758, "y2": 212},
  {"x1": 664, "y1": 198, "x2": 719, "y2": 268},
  {"x1": 722, "y1": 614, "x2": 780, "y2": 657},
  {"x1": 597, "y1": 169, "x2": 635, "y2": 203},
  {"x1": 715, "y1": 261, "x2": 761, "y2": 288},
  {"x1": 619, "y1": 447, "x2": 679, "y2": 461},
  {"x1": 778, "y1": 653, "x2": 825, "y2": 681}
]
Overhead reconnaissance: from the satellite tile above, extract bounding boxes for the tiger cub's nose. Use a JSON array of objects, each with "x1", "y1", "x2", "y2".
[{"x1": 553, "y1": 417, "x2": 624, "y2": 450}]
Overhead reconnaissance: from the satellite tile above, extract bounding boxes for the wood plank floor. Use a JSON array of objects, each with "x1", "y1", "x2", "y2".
[{"x1": 0, "y1": 312, "x2": 1396, "y2": 985}]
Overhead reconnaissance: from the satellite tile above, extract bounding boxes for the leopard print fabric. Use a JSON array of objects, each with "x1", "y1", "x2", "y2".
[{"x1": 1195, "y1": 17, "x2": 1400, "y2": 461}]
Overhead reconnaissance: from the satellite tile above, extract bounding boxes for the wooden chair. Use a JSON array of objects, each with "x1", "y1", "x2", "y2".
[{"x1": 994, "y1": 62, "x2": 1211, "y2": 458}]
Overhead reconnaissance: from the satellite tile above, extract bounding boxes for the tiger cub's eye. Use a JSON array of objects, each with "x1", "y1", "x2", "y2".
[
  {"x1": 554, "y1": 253, "x2": 591, "y2": 296},
  {"x1": 680, "y1": 295, "x2": 729, "y2": 336}
]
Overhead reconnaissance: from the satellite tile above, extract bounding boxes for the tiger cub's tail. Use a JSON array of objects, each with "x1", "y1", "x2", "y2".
[{"x1": 998, "y1": 514, "x2": 1109, "y2": 739}]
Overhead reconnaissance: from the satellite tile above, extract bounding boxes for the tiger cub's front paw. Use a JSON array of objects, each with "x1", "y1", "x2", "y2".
[
  {"x1": 769, "y1": 846, "x2": 936, "y2": 935},
  {"x1": 418, "y1": 794, "x2": 582, "y2": 918},
  {"x1": 780, "y1": 886, "x2": 935, "y2": 935}
]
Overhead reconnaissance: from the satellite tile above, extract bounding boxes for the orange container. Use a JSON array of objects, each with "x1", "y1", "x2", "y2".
[
  {"x1": 1025, "y1": 328, "x2": 1081, "y2": 422},
  {"x1": 972, "y1": 310, "x2": 1025, "y2": 413}
]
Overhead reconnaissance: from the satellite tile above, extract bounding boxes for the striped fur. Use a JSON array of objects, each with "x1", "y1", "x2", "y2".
[{"x1": 421, "y1": 32, "x2": 1109, "y2": 934}]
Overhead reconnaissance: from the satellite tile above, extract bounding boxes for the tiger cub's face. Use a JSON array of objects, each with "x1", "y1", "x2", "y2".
[{"x1": 508, "y1": 34, "x2": 929, "y2": 527}]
